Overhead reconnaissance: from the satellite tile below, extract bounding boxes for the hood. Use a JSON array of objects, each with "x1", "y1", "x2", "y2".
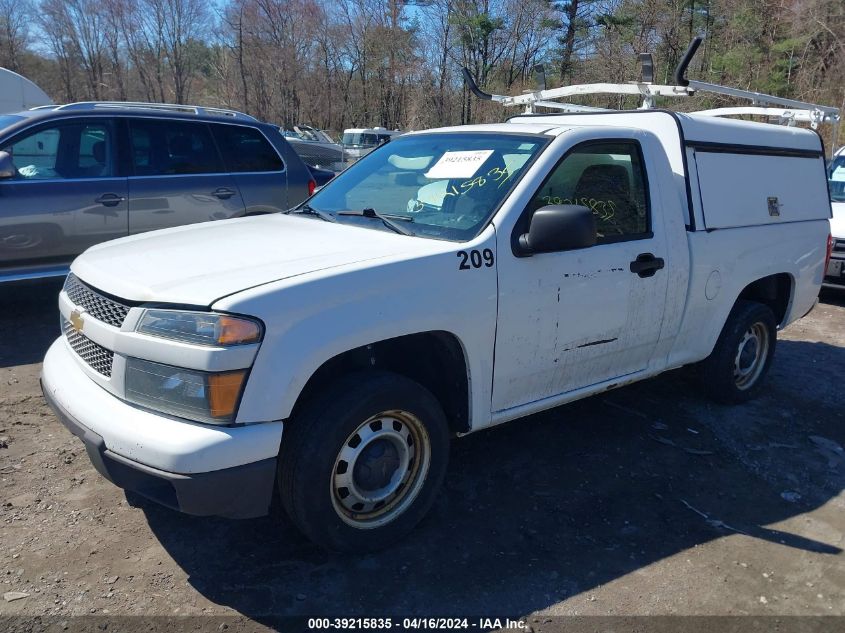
[
  {"x1": 72, "y1": 214, "x2": 436, "y2": 306},
  {"x1": 831, "y1": 202, "x2": 845, "y2": 240}
]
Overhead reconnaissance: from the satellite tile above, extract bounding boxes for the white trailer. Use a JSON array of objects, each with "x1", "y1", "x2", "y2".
[{"x1": 0, "y1": 68, "x2": 52, "y2": 114}]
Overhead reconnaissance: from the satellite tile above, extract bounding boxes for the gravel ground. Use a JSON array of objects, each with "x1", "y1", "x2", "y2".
[{"x1": 1, "y1": 282, "x2": 844, "y2": 631}]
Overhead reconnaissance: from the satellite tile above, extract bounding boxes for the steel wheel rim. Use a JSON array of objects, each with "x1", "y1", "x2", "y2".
[
  {"x1": 331, "y1": 410, "x2": 431, "y2": 529},
  {"x1": 733, "y1": 322, "x2": 769, "y2": 390}
]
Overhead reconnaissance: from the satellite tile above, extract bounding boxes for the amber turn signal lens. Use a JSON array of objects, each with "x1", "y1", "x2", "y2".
[
  {"x1": 208, "y1": 370, "x2": 247, "y2": 418},
  {"x1": 217, "y1": 317, "x2": 262, "y2": 345}
]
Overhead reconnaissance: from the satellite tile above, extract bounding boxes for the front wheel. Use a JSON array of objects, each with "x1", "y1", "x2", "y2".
[
  {"x1": 278, "y1": 371, "x2": 450, "y2": 551},
  {"x1": 700, "y1": 300, "x2": 777, "y2": 404}
]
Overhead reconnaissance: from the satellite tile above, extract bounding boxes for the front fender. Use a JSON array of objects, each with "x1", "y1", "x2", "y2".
[{"x1": 215, "y1": 229, "x2": 499, "y2": 431}]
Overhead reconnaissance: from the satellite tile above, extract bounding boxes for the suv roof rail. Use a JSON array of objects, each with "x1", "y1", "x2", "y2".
[
  {"x1": 462, "y1": 37, "x2": 840, "y2": 150},
  {"x1": 49, "y1": 101, "x2": 258, "y2": 122}
]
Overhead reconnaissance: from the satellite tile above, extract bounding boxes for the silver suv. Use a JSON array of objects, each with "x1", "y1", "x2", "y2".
[{"x1": 0, "y1": 102, "x2": 315, "y2": 283}]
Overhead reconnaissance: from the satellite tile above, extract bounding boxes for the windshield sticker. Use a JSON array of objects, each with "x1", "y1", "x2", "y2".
[
  {"x1": 441, "y1": 166, "x2": 515, "y2": 200},
  {"x1": 487, "y1": 166, "x2": 512, "y2": 187},
  {"x1": 832, "y1": 166, "x2": 845, "y2": 182},
  {"x1": 425, "y1": 150, "x2": 494, "y2": 179}
]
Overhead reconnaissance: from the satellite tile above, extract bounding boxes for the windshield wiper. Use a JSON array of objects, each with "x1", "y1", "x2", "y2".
[
  {"x1": 337, "y1": 208, "x2": 414, "y2": 236},
  {"x1": 285, "y1": 203, "x2": 337, "y2": 222}
]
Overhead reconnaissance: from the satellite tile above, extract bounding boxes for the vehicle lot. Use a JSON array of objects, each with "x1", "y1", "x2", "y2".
[{"x1": 1, "y1": 282, "x2": 844, "y2": 624}]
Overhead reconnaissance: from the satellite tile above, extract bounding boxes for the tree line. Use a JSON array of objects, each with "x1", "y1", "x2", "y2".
[{"x1": 0, "y1": 0, "x2": 842, "y2": 144}]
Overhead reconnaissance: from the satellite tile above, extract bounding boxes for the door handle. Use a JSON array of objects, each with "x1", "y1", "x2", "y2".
[
  {"x1": 630, "y1": 253, "x2": 665, "y2": 278},
  {"x1": 212, "y1": 187, "x2": 236, "y2": 200},
  {"x1": 95, "y1": 193, "x2": 125, "y2": 207}
]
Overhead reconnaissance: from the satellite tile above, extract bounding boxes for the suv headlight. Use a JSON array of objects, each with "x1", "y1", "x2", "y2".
[
  {"x1": 125, "y1": 357, "x2": 247, "y2": 425},
  {"x1": 136, "y1": 309, "x2": 262, "y2": 346}
]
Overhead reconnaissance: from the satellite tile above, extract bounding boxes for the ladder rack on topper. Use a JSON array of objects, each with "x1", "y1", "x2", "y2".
[{"x1": 462, "y1": 38, "x2": 840, "y2": 152}]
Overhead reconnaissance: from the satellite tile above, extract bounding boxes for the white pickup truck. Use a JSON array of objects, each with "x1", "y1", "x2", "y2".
[{"x1": 41, "y1": 107, "x2": 833, "y2": 551}]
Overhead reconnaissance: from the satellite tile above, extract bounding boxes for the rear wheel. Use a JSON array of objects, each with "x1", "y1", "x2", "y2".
[
  {"x1": 278, "y1": 371, "x2": 450, "y2": 551},
  {"x1": 701, "y1": 300, "x2": 777, "y2": 404}
]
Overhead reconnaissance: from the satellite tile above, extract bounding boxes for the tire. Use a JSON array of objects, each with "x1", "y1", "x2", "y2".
[
  {"x1": 278, "y1": 370, "x2": 450, "y2": 552},
  {"x1": 700, "y1": 300, "x2": 777, "y2": 404}
]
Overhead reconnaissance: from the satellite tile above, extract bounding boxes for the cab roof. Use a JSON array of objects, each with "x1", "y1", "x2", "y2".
[{"x1": 410, "y1": 122, "x2": 569, "y2": 137}]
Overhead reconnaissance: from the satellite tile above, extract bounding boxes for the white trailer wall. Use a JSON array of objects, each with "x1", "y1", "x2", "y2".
[{"x1": 0, "y1": 68, "x2": 52, "y2": 114}]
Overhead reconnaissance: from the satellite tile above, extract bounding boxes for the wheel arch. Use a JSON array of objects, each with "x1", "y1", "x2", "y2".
[
  {"x1": 734, "y1": 272, "x2": 794, "y2": 327},
  {"x1": 289, "y1": 330, "x2": 472, "y2": 434}
]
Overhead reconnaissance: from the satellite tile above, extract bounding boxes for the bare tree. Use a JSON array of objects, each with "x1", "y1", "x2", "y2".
[
  {"x1": 101, "y1": 0, "x2": 129, "y2": 99},
  {"x1": 64, "y1": 0, "x2": 108, "y2": 99},
  {"x1": 39, "y1": 0, "x2": 81, "y2": 101},
  {"x1": 151, "y1": 0, "x2": 211, "y2": 103},
  {"x1": 0, "y1": 0, "x2": 31, "y2": 72},
  {"x1": 0, "y1": 0, "x2": 839, "y2": 147}
]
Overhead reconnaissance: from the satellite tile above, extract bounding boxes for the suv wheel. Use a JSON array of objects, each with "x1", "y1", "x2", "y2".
[
  {"x1": 278, "y1": 371, "x2": 450, "y2": 551},
  {"x1": 701, "y1": 300, "x2": 777, "y2": 404}
]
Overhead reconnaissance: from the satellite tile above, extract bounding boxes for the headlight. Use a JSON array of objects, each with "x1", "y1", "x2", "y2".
[
  {"x1": 125, "y1": 357, "x2": 247, "y2": 425},
  {"x1": 136, "y1": 310, "x2": 262, "y2": 346}
]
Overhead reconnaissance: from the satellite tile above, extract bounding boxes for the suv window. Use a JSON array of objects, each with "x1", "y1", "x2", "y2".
[
  {"x1": 529, "y1": 141, "x2": 650, "y2": 241},
  {"x1": 211, "y1": 125, "x2": 283, "y2": 173},
  {"x1": 1, "y1": 121, "x2": 114, "y2": 180},
  {"x1": 129, "y1": 119, "x2": 223, "y2": 176}
]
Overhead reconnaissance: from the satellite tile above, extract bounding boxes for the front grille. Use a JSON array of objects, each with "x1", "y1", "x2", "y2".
[
  {"x1": 62, "y1": 318, "x2": 114, "y2": 377},
  {"x1": 64, "y1": 273, "x2": 130, "y2": 328},
  {"x1": 834, "y1": 239, "x2": 845, "y2": 254}
]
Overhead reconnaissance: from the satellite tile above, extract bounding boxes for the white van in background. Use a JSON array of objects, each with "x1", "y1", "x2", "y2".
[{"x1": 342, "y1": 127, "x2": 401, "y2": 159}]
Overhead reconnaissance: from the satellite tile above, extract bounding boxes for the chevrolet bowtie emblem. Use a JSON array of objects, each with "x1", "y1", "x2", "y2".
[{"x1": 70, "y1": 309, "x2": 84, "y2": 333}]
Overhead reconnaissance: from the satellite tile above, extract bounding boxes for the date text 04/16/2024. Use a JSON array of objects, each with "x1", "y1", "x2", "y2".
[{"x1": 307, "y1": 618, "x2": 528, "y2": 630}]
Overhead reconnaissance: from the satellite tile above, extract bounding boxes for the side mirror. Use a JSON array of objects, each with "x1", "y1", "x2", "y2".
[
  {"x1": 518, "y1": 204, "x2": 597, "y2": 255},
  {"x1": 0, "y1": 151, "x2": 14, "y2": 180}
]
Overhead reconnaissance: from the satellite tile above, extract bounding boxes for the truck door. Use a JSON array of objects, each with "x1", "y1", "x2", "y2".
[{"x1": 492, "y1": 137, "x2": 669, "y2": 412}]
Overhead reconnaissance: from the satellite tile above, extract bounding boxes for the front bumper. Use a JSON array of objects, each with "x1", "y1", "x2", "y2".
[{"x1": 41, "y1": 339, "x2": 281, "y2": 519}]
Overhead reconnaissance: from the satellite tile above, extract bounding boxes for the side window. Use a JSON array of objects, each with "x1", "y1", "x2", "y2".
[
  {"x1": 529, "y1": 141, "x2": 650, "y2": 242},
  {"x1": 1, "y1": 122, "x2": 113, "y2": 180},
  {"x1": 211, "y1": 125, "x2": 283, "y2": 172},
  {"x1": 128, "y1": 119, "x2": 223, "y2": 176},
  {"x1": 78, "y1": 125, "x2": 112, "y2": 176}
]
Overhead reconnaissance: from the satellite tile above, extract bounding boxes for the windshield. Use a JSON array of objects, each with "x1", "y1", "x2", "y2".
[
  {"x1": 306, "y1": 132, "x2": 547, "y2": 241},
  {"x1": 829, "y1": 155, "x2": 845, "y2": 203},
  {"x1": 0, "y1": 114, "x2": 23, "y2": 132}
]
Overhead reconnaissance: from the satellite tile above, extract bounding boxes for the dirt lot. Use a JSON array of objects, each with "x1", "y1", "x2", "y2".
[{"x1": 1, "y1": 281, "x2": 844, "y2": 630}]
